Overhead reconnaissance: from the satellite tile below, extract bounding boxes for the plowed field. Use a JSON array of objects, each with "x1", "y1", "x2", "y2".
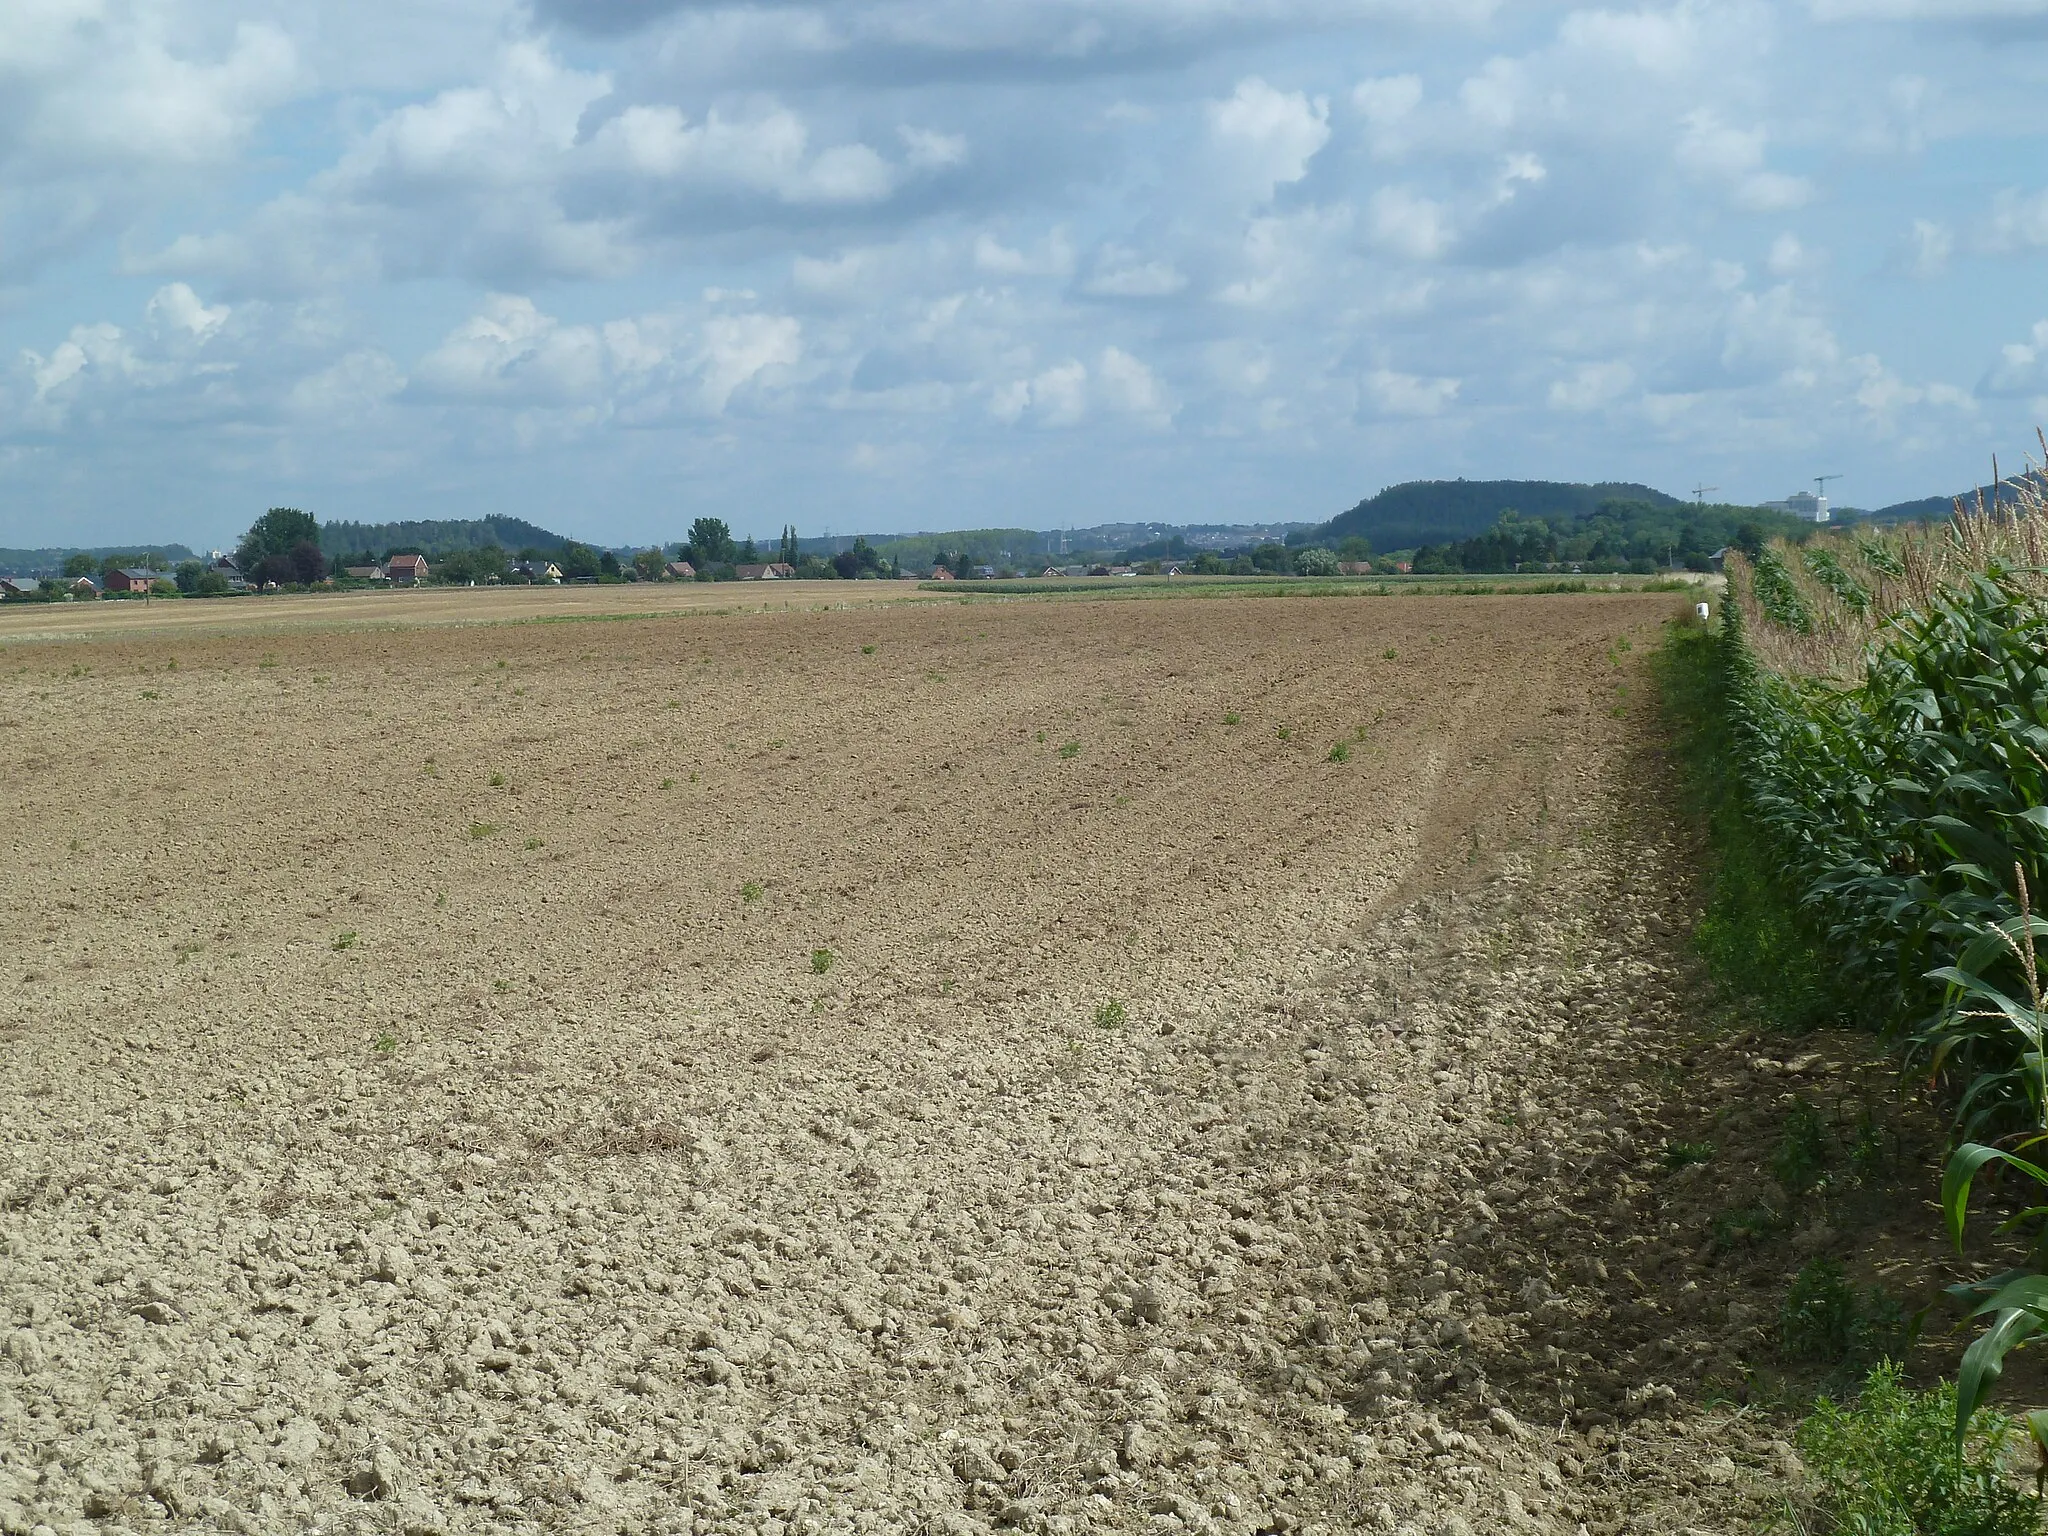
[{"x1": 2, "y1": 591, "x2": 1798, "y2": 1535}]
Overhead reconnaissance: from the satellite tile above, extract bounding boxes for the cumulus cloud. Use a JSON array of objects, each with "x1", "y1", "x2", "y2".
[
  {"x1": 1208, "y1": 78, "x2": 1331, "y2": 202},
  {"x1": 2, "y1": 0, "x2": 2040, "y2": 543}
]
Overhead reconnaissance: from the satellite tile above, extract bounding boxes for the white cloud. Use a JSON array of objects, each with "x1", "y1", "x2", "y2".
[
  {"x1": 1368, "y1": 186, "x2": 1452, "y2": 260},
  {"x1": 1548, "y1": 360, "x2": 1634, "y2": 412},
  {"x1": 1676, "y1": 111, "x2": 1813, "y2": 212},
  {"x1": 1083, "y1": 246, "x2": 1188, "y2": 297},
  {"x1": 1097, "y1": 346, "x2": 1174, "y2": 427},
  {"x1": 1208, "y1": 77, "x2": 1331, "y2": 201},
  {"x1": 1365, "y1": 368, "x2": 1458, "y2": 416},
  {"x1": 1903, "y1": 217, "x2": 1953, "y2": 277}
]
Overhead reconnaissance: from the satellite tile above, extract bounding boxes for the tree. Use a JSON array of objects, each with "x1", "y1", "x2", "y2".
[
  {"x1": 237, "y1": 508, "x2": 320, "y2": 573},
  {"x1": 833, "y1": 537, "x2": 884, "y2": 580},
  {"x1": 1732, "y1": 521, "x2": 1767, "y2": 559},
  {"x1": 633, "y1": 548, "x2": 666, "y2": 581},
  {"x1": 779, "y1": 525, "x2": 799, "y2": 565},
  {"x1": 63, "y1": 553, "x2": 96, "y2": 578},
  {"x1": 738, "y1": 537, "x2": 759, "y2": 564},
  {"x1": 687, "y1": 518, "x2": 735, "y2": 566},
  {"x1": 599, "y1": 550, "x2": 622, "y2": 579},
  {"x1": 1250, "y1": 543, "x2": 1292, "y2": 574},
  {"x1": 1337, "y1": 535, "x2": 1373, "y2": 562},
  {"x1": 175, "y1": 560, "x2": 203, "y2": 594},
  {"x1": 1193, "y1": 551, "x2": 1226, "y2": 575},
  {"x1": 558, "y1": 542, "x2": 600, "y2": 580},
  {"x1": 289, "y1": 540, "x2": 326, "y2": 585},
  {"x1": 1293, "y1": 547, "x2": 1340, "y2": 577}
]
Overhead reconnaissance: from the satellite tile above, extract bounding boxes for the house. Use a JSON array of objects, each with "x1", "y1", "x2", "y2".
[
  {"x1": 665, "y1": 560, "x2": 696, "y2": 580},
  {"x1": 1041, "y1": 566, "x2": 1063, "y2": 578},
  {"x1": 205, "y1": 552, "x2": 247, "y2": 590},
  {"x1": 1159, "y1": 562, "x2": 1185, "y2": 576},
  {"x1": 69, "y1": 577, "x2": 99, "y2": 597},
  {"x1": 927, "y1": 567, "x2": 956, "y2": 581},
  {"x1": 1108, "y1": 566, "x2": 1138, "y2": 578},
  {"x1": 513, "y1": 559, "x2": 563, "y2": 583},
  {"x1": 344, "y1": 565, "x2": 387, "y2": 581},
  {"x1": 0, "y1": 578, "x2": 40, "y2": 600},
  {"x1": 104, "y1": 567, "x2": 160, "y2": 594},
  {"x1": 734, "y1": 563, "x2": 797, "y2": 580},
  {"x1": 770, "y1": 562, "x2": 796, "y2": 579},
  {"x1": 386, "y1": 554, "x2": 429, "y2": 586},
  {"x1": 1338, "y1": 562, "x2": 1373, "y2": 576},
  {"x1": 973, "y1": 565, "x2": 998, "y2": 579}
]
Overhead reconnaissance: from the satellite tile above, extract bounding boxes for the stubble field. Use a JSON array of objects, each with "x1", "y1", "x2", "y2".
[{"x1": 1, "y1": 589, "x2": 1799, "y2": 1535}]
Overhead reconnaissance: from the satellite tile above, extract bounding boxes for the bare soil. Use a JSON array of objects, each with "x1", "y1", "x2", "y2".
[{"x1": 0, "y1": 592, "x2": 1945, "y2": 1535}]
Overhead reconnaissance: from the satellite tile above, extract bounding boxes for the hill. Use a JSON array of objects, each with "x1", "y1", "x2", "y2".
[
  {"x1": 319, "y1": 516, "x2": 569, "y2": 559},
  {"x1": 1869, "y1": 471, "x2": 2048, "y2": 525},
  {"x1": 1312, "y1": 479, "x2": 1684, "y2": 551}
]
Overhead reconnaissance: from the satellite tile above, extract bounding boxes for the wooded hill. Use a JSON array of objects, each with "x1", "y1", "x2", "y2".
[
  {"x1": 317, "y1": 516, "x2": 567, "y2": 559},
  {"x1": 1310, "y1": 479, "x2": 1684, "y2": 551}
]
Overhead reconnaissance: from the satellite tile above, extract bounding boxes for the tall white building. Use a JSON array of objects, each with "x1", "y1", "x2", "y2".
[{"x1": 1762, "y1": 491, "x2": 1829, "y2": 523}]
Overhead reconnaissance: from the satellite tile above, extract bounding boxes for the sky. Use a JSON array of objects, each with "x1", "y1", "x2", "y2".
[{"x1": 5, "y1": 1, "x2": 2048, "y2": 549}]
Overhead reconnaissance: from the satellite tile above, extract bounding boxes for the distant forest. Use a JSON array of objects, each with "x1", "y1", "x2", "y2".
[
  {"x1": 1401, "y1": 500, "x2": 1815, "y2": 575},
  {"x1": 317, "y1": 516, "x2": 567, "y2": 559}
]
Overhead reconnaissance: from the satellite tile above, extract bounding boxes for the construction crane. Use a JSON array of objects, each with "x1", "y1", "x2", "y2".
[
  {"x1": 1814, "y1": 474, "x2": 1842, "y2": 499},
  {"x1": 1693, "y1": 484, "x2": 1718, "y2": 506}
]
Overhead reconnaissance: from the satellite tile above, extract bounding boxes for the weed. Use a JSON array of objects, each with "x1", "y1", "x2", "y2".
[
  {"x1": 524, "y1": 837, "x2": 543, "y2": 850},
  {"x1": 434, "y1": 890, "x2": 447, "y2": 908},
  {"x1": 1057, "y1": 741, "x2": 1080, "y2": 759},
  {"x1": 1328, "y1": 742, "x2": 1350, "y2": 763},
  {"x1": 1772, "y1": 1096, "x2": 1831, "y2": 1199},
  {"x1": 1095, "y1": 998, "x2": 1128, "y2": 1029},
  {"x1": 493, "y1": 979, "x2": 511, "y2": 993},
  {"x1": 742, "y1": 881, "x2": 763, "y2": 903},
  {"x1": 1781, "y1": 1258, "x2": 1910, "y2": 1370},
  {"x1": 489, "y1": 772, "x2": 505, "y2": 787},
  {"x1": 333, "y1": 932, "x2": 357, "y2": 951},
  {"x1": 1797, "y1": 1364, "x2": 2036, "y2": 1536},
  {"x1": 1035, "y1": 729, "x2": 1047, "y2": 742},
  {"x1": 1711, "y1": 1201, "x2": 1780, "y2": 1251},
  {"x1": 769, "y1": 738, "x2": 786, "y2": 749},
  {"x1": 140, "y1": 689, "x2": 158, "y2": 699},
  {"x1": 468, "y1": 821, "x2": 499, "y2": 840},
  {"x1": 1223, "y1": 712, "x2": 1242, "y2": 726},
  {"x1": 862, "y1": 644, "x2": 876, "y2": 654},
  {"x1": 661, "y1": 778, "x2": 676, "y2": 789},
  {"x1": 1384, "y1": 647, "x2": 1398, "y2": 660},
  {"x1": 1849, "y1": 1105, "x2": 1890, "y2": 1181},
  {"x1": 1661, "y1": 1140, "x2": 1715, "y2": 1170},
  {"x1": 1355, "y1": 724, "x2": 1369, "y2": 741},
  {"x1": 812, "y1": 948, "x2": 834, "y2": 974},
  {"x1": 374, "y1": 1032, "x2": 397, "y2": 1055},
  {"x1": 1276, "y1": 725, "x2": 1291, "y2": 741}
]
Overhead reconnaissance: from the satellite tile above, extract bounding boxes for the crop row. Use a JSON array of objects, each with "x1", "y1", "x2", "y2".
[{"x1": 1716, "y1": 474, "x2": 2048, "y2": 1468}]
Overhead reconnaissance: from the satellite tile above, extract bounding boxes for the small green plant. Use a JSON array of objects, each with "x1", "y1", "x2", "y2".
[
  {"x1": 661, "y1": 778, "x2": 676, "y2": 789},
  {"x1": 1661, "y1": 1140, "x2": 1715, "y2": 1171},
  {"x1": 333, "y1": 932, "x2": 357, "y2": 951},
  {"x1": 1327, "y1": 742, "x2": 1350, "y2": 763},
  {"x1": 1223, "y1": 712, "x2": 1241, "y2": 726},
  {"x1": 140, "y1": 689, "x2": 158, "y2": 699},
  {"x1": 1383, "y1": 647, "x2": 1397, "y2": 660},
  {"x1": 374, "y1": 1032, "x2": 397, "y2": 1055},
  {"x1": 1057, "y1": 741, "x2": 1080, "y2": 759},
  {"x1": 468, "y1": 821, "x2": 498, "y2": 840},
  {"x1": 862, "y1": 644, "x2": 876, "y2": 654},
  {"x1": 1354, "y1": 724, "x2": 1368, "y2": 741},
  {"x1": 1276, "y1": 725, "x2": 1291, "y2": 741},
  {"x1": 489, "y1": 772, "x2": 505, "y2": 787},
  {"x1": 434, "y1": 889, "x2": 447, "y2": 908},
  {"x1": 1797, "y1": 1364, "x2": 2037, "y2": 1536},
  {"x1": 742, "y1": 880, "x2": 763, "y2": 903},
  {"x1": 811, "y1": 948, "x2": 834, "y2": 975},
  {"x1": 1094, "y1": 998, "x2": 1127, "y2": 1029},
  {"x1": 1782, "y1": 1258, "x2": 1910, "y2": 1369},
  {"x1": 1773, "y1": 1097, "x2": 1831, "y2": 1198},
  {"x1": 493, "y1": 978, "x2": 511, "y2": 993},
  {"x1": 523, "y1": 837, "x2": 543, "y2": 850},
  {"x1": 1711, "y1": 1201, "x2": 1779, "y2": 1252}
]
